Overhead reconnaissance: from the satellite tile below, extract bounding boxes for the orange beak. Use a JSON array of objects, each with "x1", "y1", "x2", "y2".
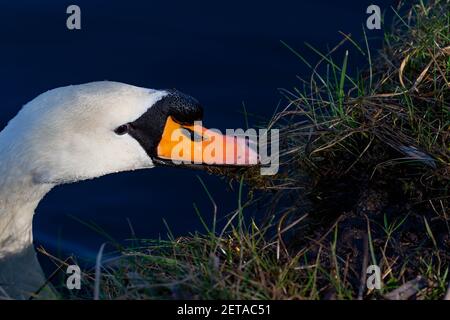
[{"x1": 156, "y1": 116, "x2": 258, "y2": 166}]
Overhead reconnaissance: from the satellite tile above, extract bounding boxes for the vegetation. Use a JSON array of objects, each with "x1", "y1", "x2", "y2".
[{"x1": 51, "y1": 0, "x2": 449, "y2": 300}]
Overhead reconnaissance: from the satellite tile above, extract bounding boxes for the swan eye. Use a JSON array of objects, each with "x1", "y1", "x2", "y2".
[{"x1": 114, "y1": 124, "x2": 130, "y2": 135}]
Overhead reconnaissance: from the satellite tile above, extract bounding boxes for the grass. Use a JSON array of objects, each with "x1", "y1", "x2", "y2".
[{"x1": 50, "y1": 0, "x2": 449, "y2": 300}]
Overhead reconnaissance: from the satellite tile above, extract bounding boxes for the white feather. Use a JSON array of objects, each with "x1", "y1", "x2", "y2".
[{"x1": 0, "y1": 81, "x2": 168, "y2": 298}]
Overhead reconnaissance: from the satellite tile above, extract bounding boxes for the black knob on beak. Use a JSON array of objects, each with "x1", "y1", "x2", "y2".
[{"x1": 164, "y1": 89, "x2": 203, "y2": 125}]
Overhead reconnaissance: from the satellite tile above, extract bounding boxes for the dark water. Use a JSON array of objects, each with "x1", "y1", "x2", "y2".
[{"x1": 0, "y1": 1, "x2": 394, "y2": 263}]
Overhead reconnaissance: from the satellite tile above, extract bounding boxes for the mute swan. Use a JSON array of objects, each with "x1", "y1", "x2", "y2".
[{"x1": 0, "y1": 81, "x2": 257, "y2": 299}]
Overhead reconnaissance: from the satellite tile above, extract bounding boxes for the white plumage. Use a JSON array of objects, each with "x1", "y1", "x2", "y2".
[{"x1": 0, "y1": 82, "x2": 168, "y2": 299}]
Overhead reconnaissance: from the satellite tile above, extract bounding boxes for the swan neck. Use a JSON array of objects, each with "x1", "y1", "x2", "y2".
[
  {"x1": 0, "y1": 134, "x2": 55, "y2": 299},
  {"x1": 0, "y1": 161, "x2": 53, "y2": 257}
]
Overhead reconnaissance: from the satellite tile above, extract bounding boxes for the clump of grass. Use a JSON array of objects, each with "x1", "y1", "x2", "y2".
[
  {"x1": 57, "y1": 179, "x2": 322, "y2": 300},
  {"x1": 60, "y1": 0, "x2": 449, "y2": 300},
  {"x1": 272, "y1": 0, "x2": 449, "y2": 189},
  {"x1": 254, "y1": 0, "x2": 450, "y2": 299},
  {"x1": 280, "y1": 0, "x2": 449, "y2": 297}
]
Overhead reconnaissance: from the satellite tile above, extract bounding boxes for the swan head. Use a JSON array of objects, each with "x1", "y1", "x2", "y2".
[{"x1": 3, "y1": 81, "x2": 257, "y2": 185}]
